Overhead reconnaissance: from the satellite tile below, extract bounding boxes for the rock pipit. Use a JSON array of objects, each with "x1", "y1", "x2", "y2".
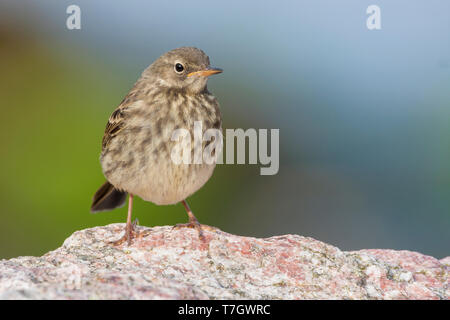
[{"x1": 91, "y1": 47, "x2": 223, "y2": 245}]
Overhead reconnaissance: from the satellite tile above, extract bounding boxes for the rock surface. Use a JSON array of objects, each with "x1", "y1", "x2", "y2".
[{"x1": 0, "y1": 224, "x2": 448, "y2": 299}]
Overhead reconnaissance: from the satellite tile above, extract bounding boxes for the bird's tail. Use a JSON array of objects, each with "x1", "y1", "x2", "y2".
[{"x1": 90, "y1": 181, "x2": 127, "y2": 213}]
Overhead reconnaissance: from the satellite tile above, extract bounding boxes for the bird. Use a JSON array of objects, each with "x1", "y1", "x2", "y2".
[{"x1": 90, "y1": 47, "x2": 223, "y2": 245}]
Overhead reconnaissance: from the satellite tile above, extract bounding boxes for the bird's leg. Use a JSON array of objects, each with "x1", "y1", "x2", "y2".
[
  {"x1": 173, "y1": 200, "x2": 205, "y2": 240},
  {"x1": 110, "y1": 194, "x2": 139, "y2": 246}
]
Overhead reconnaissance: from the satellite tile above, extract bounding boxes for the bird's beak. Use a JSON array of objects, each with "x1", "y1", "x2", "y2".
[{"x1": 187, "y1": 67, "x2": 223, "y2": 78}]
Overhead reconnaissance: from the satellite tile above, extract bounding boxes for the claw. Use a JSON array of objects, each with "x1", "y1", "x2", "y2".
[
  {"x1": 110, "y1": 218, "x2": 141, "y2": 246},
  {"x1": 109, "y1": 221, "x2": 140, "y2": 246},
  {"x1": 174, "y1": 200, "x2": 208, "y2": 241},
  {"x1": 172, "y1": 220, "x2": 205, "y2": 240}
]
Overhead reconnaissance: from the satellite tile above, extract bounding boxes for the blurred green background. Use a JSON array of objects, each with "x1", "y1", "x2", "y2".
[{"x1": 0, "y1": 1, "x2": 449, "y2": 259}]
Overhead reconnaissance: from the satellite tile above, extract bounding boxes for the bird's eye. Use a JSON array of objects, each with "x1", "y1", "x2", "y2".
[{"x1": 174, "y1": 63, "x2": 185, "y2": 73}]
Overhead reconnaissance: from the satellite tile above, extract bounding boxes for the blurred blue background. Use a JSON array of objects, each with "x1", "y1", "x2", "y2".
[{"x1": 0, "y1": 1, "x2": 449, "y2": 259}]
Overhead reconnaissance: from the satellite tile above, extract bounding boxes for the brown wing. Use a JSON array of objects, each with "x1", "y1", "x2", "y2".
[
  {"x1": 102, "y1": 106, "x2": 127, "y2": 150},
  {"x1": 101, "y1": 84, "x2": 145, "y2": 151}
]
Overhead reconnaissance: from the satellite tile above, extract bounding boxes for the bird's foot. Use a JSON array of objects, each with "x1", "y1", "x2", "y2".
[
  {"x1": 173, "y1": 218, "x2": 205, "y2": 241},
  {"x1": 110, "y1": 219, "x2": 141, "y2": 246}
]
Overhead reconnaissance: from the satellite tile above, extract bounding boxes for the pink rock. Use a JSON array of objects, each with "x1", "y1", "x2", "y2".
[{"x1": 0, "y1": 224, "x2": 447, "y2": 299}]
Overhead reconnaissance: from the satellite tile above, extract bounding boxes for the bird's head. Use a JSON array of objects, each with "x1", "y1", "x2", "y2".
[{"x1": 143, "y1": 47, "x2": 222, "y2": 94}]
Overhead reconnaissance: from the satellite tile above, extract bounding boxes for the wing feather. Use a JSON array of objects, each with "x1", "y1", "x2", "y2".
[
  {"x1": 102, "y1": 107, "x2": 127, "y2": 150},
  {"x1": 101, "y1": 87, "x2": 143, "y2": 151}
]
